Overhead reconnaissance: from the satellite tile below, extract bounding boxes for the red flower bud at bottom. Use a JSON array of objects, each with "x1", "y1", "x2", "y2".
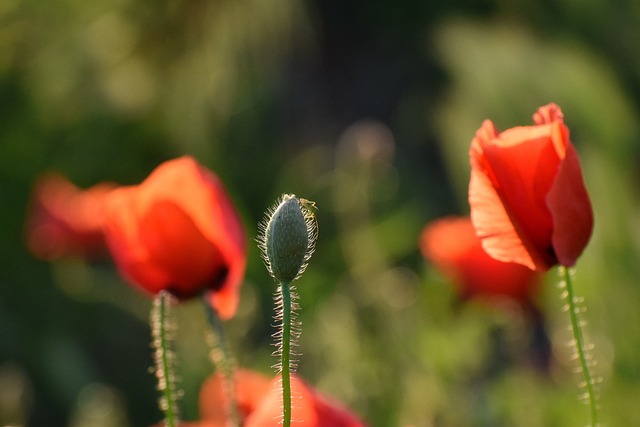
[
  {"x1": 155, "y1": 370, "x2": 367, "y2": 427},
  {"x1": 245, "y1": 374, "x2": 366, "y2": 427}
]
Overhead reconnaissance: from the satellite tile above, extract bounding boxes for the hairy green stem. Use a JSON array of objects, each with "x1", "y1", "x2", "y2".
[
  {"x1": 280, "y1": 280, "x2": 293, "y2": 427},
  {"x1": 560, "y1": 266, "x2": 599, "y2": 426},
  {"x1": 152, "y1": 291, "x2": 179, "y2": 427},
  {"x1": 204, "y1": 299, "x2": 239, "y2": 427}
]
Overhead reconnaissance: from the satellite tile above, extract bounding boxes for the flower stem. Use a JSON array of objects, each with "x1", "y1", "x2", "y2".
[
  {"x1": 204, "y1": 299, "x2": 239, "y2": 427},
  {"x1": 151, "y1": 291, "x2": 179, "y2": 427},
  {"x1": 560, "y1": 266, "x2": 599, "y2": 426},
  {"x1": 280, "y1": 280, "x2": 293, "y2": 427}
]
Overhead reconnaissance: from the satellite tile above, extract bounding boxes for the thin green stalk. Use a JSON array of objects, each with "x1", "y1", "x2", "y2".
[
  {"x1": 560, "y1": 266, "x2": 599, "y2": 427},
  {"x1": 151, "y1": 291, "x2": 179, "y2": 427},
  {"x1": 204, "y1": 299, "x2": 239, "y2": 427},
  {"x1": 279, "y1": 280, "x2": 293, "y2": 427}
]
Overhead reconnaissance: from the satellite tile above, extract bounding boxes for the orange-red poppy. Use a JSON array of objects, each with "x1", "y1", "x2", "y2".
[
  {"x1": 155, "y1": 370, "x2": 366, "y2": 427},
  {"x1": 421, "y1": 216, "x2": 541, "y2": 303},
  {"x1": 25, "y1": 173, "x2": 115, "y2": 260},
  {"x1": 102, "y1": 156, "x2": 246, "y2": 319},
  {"x1": 198, "y1": 369, "x2": 272, "y2": 425},
  {"x1": 243, "y1": 374, "x2": 366, "y2": 427},
  {"x1": 469, "y1": 103, "x2": 593, "y2": 271}
]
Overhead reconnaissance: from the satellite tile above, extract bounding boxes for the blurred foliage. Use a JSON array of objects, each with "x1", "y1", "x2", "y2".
[{"x1": 2, "y1": 0, "x2": 640, "y2": 426}]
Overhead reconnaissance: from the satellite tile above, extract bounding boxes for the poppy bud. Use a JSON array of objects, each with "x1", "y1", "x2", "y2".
[{"x1": 258, "y1": 194, "x2": 317, "y2": 282}]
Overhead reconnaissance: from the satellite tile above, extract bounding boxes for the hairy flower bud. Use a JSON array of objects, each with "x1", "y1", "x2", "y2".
[{"x1": 258, "y1": 194, "x2": 317, "y2": 282}]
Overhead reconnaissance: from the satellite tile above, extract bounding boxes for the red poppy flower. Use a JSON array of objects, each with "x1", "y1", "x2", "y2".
[
  {"x1": 155, "y1": 370, "x2": 366, "y2": 427},
  {"x1": 244, "y1": 374, "x2": 366, "y2": 427},
  {"x1": 420, "y1": 216, "x2": 541, "y2": 303},
  {"x1": 198, "y1": 369, "x2": 272, "y2": 425},
  {"x1": 469, "y1": 103, "x2": 593, "y2": 271},
  {"x1": 102, "y1": 156, "x2": 246, "y2": 319},
  {"x1": 25, "y1": 173, "x2": 115, "y2": 260}
]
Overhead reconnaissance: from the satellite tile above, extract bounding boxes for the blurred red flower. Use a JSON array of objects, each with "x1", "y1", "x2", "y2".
[
  {"x1": 102, "y1": 156, "x2": 246, "y2": 319},
  {"x1": 244, "y1": 374, "x2": 366, "y2": 427},
  {"x1": 421, "y1": 216, "x2": 541, "y2": 303},
  {"x1": 198, "y1": 369, "x2": 272, "y2": 425},
  {"x1": 25, "y1": 174, "x2": 115, "y2": 260},
  {"x1": 469, "y1": 103, "x2": 593, "y2": 271},
  {"x1": 156, "y1": 370, "x2": 366, "y2": 427}
]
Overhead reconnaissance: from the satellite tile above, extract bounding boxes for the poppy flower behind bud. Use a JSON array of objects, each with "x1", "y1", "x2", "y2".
[
  {"x1": 469, "y1": 103, "x2": 593, "y2": 271},
  {"x1": 244, "y1": 374, "x2": 367, "y2": 427},
  {"x1": 154, "y1": 370, "x2": 367, "y2": 427},
  {"x1": 257, "y1": 194, "x2": 317, "y2": 282},
  {"x1": 102, "y1": 156, "x2": 246, "y2": 319},
  {"x1": 197, "y1": 369, "x2": 272, "y2": 425}
]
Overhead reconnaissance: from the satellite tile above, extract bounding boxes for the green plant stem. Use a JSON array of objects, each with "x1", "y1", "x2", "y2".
[
  {"x1": 152, "y1": 291, "x2": 178, "y2": 427},
  {"x1": 204, "y1": 299, "x2": 239, "y2": 427},
  {"x1": 280, "y1": 280, "x2": 293, "y2": 427},
  {"x1": 560, "y1": 266, "x2": 599, "y2": 427}
]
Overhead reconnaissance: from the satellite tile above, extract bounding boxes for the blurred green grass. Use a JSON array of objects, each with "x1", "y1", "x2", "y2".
[{"x1": 2, "y1": 0, "x2": 640, "y2": 426}]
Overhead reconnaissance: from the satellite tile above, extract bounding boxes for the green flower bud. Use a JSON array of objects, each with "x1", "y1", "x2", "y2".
[{"x1": 258, "y1": 194, "x2": 317, "y2": 282}]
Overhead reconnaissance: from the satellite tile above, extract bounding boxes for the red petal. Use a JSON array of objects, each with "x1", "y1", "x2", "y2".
[
  {"x1": 547, "y1": 143, "x2": 594, "y2": 266},
  {"x1": 420, "y1": 216, "x2": 479, "y2": 275},
  {"x1": 103, "y1": 187, "x2": 173, "y2": 293},
  {"x1": 469, "y1": 167, "x2": 537, "y2": 270},
  {"x1": 244, "y1": 375, "x2": 318, "y2": 427},
  {"x1": 421, "y1": 217, "x2": 540, "y2": 302},
  {"x1": 25, "y1": 174, "x2": 114, "y2": 260},
  {"x1": 139, "y1": 200, "x2": 224, "y2": 297},
  {"x1": 244, "y1": 375, "x2": 366, "y2": 427},
  {"x1": 533, "y1": 103, "x2": 564, "y2": 125},
  {"x1": 198, "y1": 369, "x2": 271, "y2": 425}
]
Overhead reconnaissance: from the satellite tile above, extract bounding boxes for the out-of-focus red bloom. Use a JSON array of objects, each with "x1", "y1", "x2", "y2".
[
  {"x1": 469, "y1": 103, "x2": 593, "y2": 271},
  {"x1": 153, "y1": 423, "x2": 218, "y2": 427},
  {"x1": 421, "y1": 216, "x2": 541, "y2": 303},
  {"x1": 102, "y1": 156, "x2": 246, "y2": 319},
  {"x1": 198, "y1": 369, "x2": 272, "y2": 425},
  {"x1": 25, "y1": 174, "x2": 115, "y2": 260},
  {"x1": 244, "y1": 374, "x2": 366, "y2": 427},
  {"x1": 150, "y1": 370, "x2": 271, "y2": 427},
  {"x1": 160, "y1": 370, "x2": 366, "y2": 427}
]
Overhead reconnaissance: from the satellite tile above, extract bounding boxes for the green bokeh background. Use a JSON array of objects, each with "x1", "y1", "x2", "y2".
[{"x1": 2, "y1": 0, "x2": 640, "y2": 426}]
